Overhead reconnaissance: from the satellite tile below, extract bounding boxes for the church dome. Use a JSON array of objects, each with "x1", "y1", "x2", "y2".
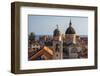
[
  {"x1": 65, "y1": 20, "x2": 76, "y2": 34},
  {"x1": 53, "y1": 25, "x2": 60, "y2": 36}
]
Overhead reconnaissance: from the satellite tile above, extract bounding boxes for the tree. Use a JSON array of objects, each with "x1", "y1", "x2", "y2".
[{"x1": 29, "y1": 32, "x2": 35, "y2": 41}]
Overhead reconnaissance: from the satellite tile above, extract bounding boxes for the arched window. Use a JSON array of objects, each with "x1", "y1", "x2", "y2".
[{"x1": 55, "y1": 44, "x2": 60, "y2": 52}]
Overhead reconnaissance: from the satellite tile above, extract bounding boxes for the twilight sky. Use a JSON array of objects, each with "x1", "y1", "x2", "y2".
[{"x1": 28, "y1": 15, "x2": 88, "y2": 35}]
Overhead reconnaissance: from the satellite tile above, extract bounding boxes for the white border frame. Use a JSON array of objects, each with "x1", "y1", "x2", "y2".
[{"x1": 20, "y1": 6, "x2": 95, "y2": 70}]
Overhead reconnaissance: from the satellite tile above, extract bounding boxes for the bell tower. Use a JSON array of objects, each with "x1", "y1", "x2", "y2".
[{"x1": 53, "y1": 25, "x2": 63, "y2": 59}]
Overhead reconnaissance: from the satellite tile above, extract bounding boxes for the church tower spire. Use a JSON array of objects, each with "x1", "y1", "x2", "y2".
[
  {"x1": 53, "y1": 24, "x2": 63, "y2": 59},
  {"x1": 69, "y1": 19, "x2": 72, "y2": 27},
  {"x1": 56, "y1": 24, "x2": 59, "y2": 29}
]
